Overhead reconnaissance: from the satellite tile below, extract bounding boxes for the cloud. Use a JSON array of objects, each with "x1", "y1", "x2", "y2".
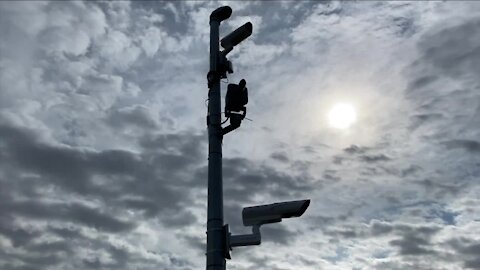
[
  {"x1": 270, "y1": 151, "x2": 289, "y2": 163},
  {"x1": 446, "y1": 237, "x2": 480, "y2": 269},
  {"x1": 39, "y1": 2, "x2": 106, "y2": 56},
  {"x1": 389, "y1": 225, "x2": 440, "y2": 256},
  {"x1": 106, "y1": 105, "x2": 159, "y2": 130},
  {"x1": 443, "y1": 139, "x2": 480, "y2": 153},
  {"x1": 222, "y1": 157, "x2": 313, "y2": 204},
  {"x1": 1, "y1": 1, "x2": 480, "y2": 269},
  {"x1": 0, "y1": 121, "x2": 205, "y2": 269},
  {"x1": 3, "y1": 200, "x2": 134, "y2": 233}
]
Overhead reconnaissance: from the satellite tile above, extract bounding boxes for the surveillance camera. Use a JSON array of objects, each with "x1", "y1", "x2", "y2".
[
  {"x1": 221, "y1": 22, "x2": 253, "y2": 50},
  {"x1": 242, "y1": 199, "x2": 310, "y2": 226}
]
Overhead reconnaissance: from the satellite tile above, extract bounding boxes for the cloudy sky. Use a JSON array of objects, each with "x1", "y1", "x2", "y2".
[{"x1": 1, "y1": 1, "x2": 480, "y2": 269}]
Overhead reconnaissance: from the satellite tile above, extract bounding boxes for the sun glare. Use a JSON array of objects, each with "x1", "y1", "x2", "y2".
[{"x1": 328, "y1": 103, "x2": 357, "y2": 129}]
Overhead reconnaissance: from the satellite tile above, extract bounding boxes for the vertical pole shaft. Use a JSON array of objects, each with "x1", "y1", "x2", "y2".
[{"x1": 206, "y1": 20, "x2": 225, "y2": 270}]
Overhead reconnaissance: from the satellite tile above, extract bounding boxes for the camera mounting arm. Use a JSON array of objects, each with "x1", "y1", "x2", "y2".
[
  {"x1": 229, "y1": 225, "x2": 261, "y2": 248},
  {"x1": 224, "y1": 225, "x2": 261, "y2": 259}
]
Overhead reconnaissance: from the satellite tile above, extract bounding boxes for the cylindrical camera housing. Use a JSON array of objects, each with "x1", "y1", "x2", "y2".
[
  {"x1": 242, "y1": 200, "x2": 310, "y2": 226},
  {"x1": 221, "y1": 22, "x2": 253, "y2": 49}
]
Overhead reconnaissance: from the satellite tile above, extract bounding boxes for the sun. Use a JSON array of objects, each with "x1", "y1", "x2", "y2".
[{"x1": 328, "y1": 103, "x2": 357, "y2": 129}]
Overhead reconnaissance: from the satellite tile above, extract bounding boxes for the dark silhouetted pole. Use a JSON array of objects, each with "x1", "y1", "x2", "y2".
[
  {"x1": 205, "y1": 5, "x2": 309, "y2": 270},
  {"x1": 205, "y1": 5, "x2": 309, "y2": 269},
  {"x1": 206, "y1": 6, "x2": 232, "y2": 270},
  {"x1": 206, "y1": 6, "x2": 310, "y2": 270}
]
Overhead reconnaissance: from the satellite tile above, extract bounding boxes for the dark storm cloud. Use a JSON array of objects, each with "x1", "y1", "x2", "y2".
[
  {"x1": 0, "y1": 221, "x2": 40, "y2": 248},
  {"x1": 407, "y1": 75, "x2": 438, "y2": 90},
  {"x1": 448, "y1": 238, "x2": 480, "y2": 270},
  {"x1": 222, "y1": 157, "x2": 312, "y2": 204},
  {"x1": 138, "y1": 132, "x2": 205, "y2": 160},
  {"x1": 1, "y1": 200, "x2": 134, "y2": 233},
  {"x1": 408, "y1": 113, "x2": 443, "y2": 130},
  {"x1": 270, "y1": 151, "x2": 289, "y2": 163},
  {"x1": 418, "y1": 19, "x2": 480, "y2": 79},
  {"x1": 46, "y1": 224, "x2": 192, "y2": 270},
  {"x1": 1, "y1": 210, "x2": 191, "y2": 270},
  {"x1": 0, "y1": 225, "x2": 109, "y2": 269},
  {"x1": 0, "y1": 122, "x2": 206, "y2": 216},
  {"x1": 342, "y1": 144, "x2": 391, "y2": 164},
  {"x1": 360, "y1": 154, "x2": 391, "y2": 163},
  {"x1": 401, "y1": 19, "x2": 480, "y2": 223},
  {"x1": 413, "y1": 178, "x2": 468, "y2": 198},
  {"x1": 325, "y1": 227, "x2": 364, "y2": 239},
  {"x1": 465, "y1": 259, "x2": 480, "y2": 270},
  {"x1": 443, "y1": 139, "x2": 480, "y2": 153},
  {"x1": 261, "y1": 225, "x2": 295, "y2": 245},
  {"x1": 0, "y1": 122, "x2": 205, "y2": 268},
  {"x1": 0, "y1": 123, "x2": 203, "y2": 205},
  {"x1": 305, "y1": 215, "x2": 336, "y2": 230},
  {"x1": 373, "y1": 260, "x2": 444, "y2": 270},
  {"x1": 343, "y1": 144, "x2": 369, "y2": 154},
  {"x1": 404, "y1": 32, "x2": 480, "y2": 199},
  {"x1": 323, "y1": 169, "x2": 341, "y2": 183},
  {"x1": 370, "y1": 220, "x2": 394, "y2": 236},
  {"x1": 106, "y1": 105, "x2": 158, "y2": 129},
  {"x1": 0, "y1": 123, "x2": 105, "y2": 194},
  {"x1": 405, "y1": 17, "x2": 480, "y2": 131},
  {"x1": 161, "y1": 210, "x2": 197, "y2": 228},
  {"x1": 392, "y1": 16, "x2": 416, "y2": 37},
  {"x1": 121, "y1": 198, "x2": 159, "y2": 217},
  {"x1": 389, "y1": 225, "x2": 440, "y2": 256},
  {"x1": 316, "y1": 220, "x2": 443, "y2": 259},
  {"x1": 0, "y1": 251, "x2": 61, "y2": 270}
]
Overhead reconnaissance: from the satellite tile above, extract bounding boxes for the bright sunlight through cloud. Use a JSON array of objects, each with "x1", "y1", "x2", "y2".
[{"x1": 328, "y1": 103, "x2": 357, "y2": 129}]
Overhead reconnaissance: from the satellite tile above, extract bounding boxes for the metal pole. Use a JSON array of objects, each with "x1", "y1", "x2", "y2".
[{"x1": 206, "y1": 19, "x2": 226, "y2": 270}]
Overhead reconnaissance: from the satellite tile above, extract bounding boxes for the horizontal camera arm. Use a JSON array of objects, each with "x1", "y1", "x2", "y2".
[{"x1": 229, "y1": 225, "x2": 261, "y2": 248}]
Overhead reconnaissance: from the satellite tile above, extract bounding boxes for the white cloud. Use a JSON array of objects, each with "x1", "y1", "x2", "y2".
[{"x1": 138, "y1": 26, "x2": 164, "y2": 57}]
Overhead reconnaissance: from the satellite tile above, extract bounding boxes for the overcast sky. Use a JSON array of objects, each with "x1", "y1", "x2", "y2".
[{"x1": 1, "y1": 1, "x2": 480, "y2": 269}]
